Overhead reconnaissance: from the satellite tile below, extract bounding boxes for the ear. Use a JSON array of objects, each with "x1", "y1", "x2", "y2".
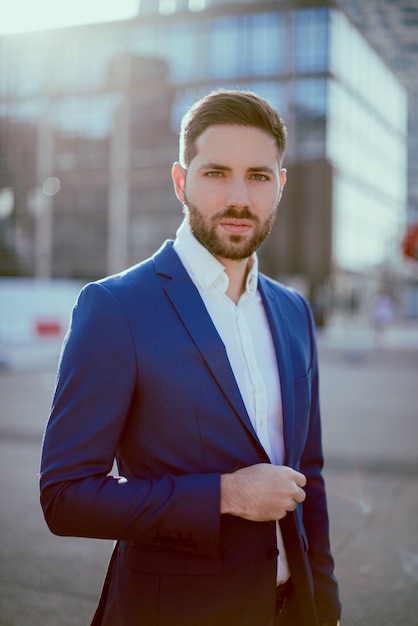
[
  {"x1": 280, "y1": 168, "x2": 287, "y2": 189},
  {"x1": 171, "y1": 162, "x2": 186, "y2": 203},
  {"x1": 277, "y1": 168, "x2": 287, "y2": 202}
]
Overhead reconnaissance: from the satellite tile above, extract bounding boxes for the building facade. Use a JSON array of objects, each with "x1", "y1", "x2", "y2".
[
  {"x1": 0, "y1": 0, "x2": 408, "y2": 318},
  {"x1": 339, "y1": 0, "x2": 418, "y2": 317}
]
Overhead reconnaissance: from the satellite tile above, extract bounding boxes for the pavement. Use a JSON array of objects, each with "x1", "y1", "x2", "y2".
[{"x1": 0, "y1": 318, "x2": 417, "y2": 625}]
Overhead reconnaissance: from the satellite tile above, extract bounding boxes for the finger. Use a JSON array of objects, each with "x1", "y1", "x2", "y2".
[
  {"x1": 294, "y1": 487, "x2": 306, "y2": 503},
  {"x1": 287, "y1": 491, "x2": 305, "y2": 512},
  {"x1": 286, "y1": 499, "x2": 298, "y2": 512},
  {"x1": 294, "y1": 471, "x2": 307, "y2": 487}
]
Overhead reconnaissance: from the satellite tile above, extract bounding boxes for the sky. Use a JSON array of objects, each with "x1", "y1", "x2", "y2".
[{"x1": 0, "y1": 0, "x2": 140, "y2": 35}]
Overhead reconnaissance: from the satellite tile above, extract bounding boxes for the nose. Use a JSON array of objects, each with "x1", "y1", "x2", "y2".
[{"x1": 226, "y1": 177, "x2": 250, "y2": 208}]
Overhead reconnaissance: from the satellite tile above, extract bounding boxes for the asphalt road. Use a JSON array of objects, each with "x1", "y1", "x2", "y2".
[{"x1": 0, "y1": 337, "x2": 417, "y2": 625}]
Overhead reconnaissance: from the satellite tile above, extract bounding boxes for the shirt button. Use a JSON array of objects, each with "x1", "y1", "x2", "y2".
[{"x1": 266, "y1": 546, "x2": 279, "y2": 560}]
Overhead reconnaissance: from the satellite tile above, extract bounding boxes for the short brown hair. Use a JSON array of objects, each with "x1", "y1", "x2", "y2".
[{"x1": 179, "y1": 89, "x2": 287, "y2": 167}]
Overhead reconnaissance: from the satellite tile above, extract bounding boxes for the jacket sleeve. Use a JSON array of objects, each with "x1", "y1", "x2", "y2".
[{"x1": 39, "y1": 282, "x2": 221, "y2": 559}]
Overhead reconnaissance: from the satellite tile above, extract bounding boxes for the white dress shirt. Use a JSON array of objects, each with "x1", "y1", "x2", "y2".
[{"x1": 173, "y1": 218, "x2": 290, "y2": 583}]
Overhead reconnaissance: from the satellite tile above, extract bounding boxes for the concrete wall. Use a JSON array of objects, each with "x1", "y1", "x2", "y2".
[{"x1": 0, "y1": 278, "x2": 83, "y2": 368}]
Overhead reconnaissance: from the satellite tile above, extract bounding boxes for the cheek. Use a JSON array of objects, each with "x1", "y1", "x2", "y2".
[
  {"x1": 251, "y1": 189, "x2": 281, "y2": 214},
  {"x1": 186, "y1": 180, "x2": 224, "y2": 208}
]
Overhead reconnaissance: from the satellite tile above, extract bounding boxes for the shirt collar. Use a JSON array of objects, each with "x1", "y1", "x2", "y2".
[{"x1": 173, "y1": 218, "x2": 258, "y2": 295}]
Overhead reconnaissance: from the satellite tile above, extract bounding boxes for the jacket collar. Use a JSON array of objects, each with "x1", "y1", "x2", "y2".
[{"x1": 258, "y1": 276, "x2": 295, "y2": 465}]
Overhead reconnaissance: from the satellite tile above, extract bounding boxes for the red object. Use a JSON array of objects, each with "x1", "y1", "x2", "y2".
[
  {"x1": 402, "y1": 224, "x2": 418, "y2": 261},
  {"x1": 35, "y1": 320, "x2": 63, "y2": 337}
]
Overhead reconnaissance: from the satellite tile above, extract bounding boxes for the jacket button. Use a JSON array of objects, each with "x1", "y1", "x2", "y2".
[{"x1": 266, "y1": 547, "x2": 279, "y2": 560}]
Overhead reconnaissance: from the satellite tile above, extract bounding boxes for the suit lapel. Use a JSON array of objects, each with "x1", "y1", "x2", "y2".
[
  {"x1": 153, "y1": 242, "x2": 262, "y2": 446},
  {"x1": 258, "y1": 275, "x2": 296, "y2": 466}
]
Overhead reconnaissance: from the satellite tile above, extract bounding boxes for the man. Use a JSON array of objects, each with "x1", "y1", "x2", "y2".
[{"x1": 40, "y1": 90, "x2": 341, "y2": 626}]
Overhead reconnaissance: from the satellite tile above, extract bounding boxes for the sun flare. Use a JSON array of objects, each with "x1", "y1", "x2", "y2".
[{"x1": 0, "y1": 0, "x2": 139, "y2": 35}]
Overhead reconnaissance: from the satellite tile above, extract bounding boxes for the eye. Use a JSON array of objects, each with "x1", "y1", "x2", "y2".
[
  {"x1": 205, "y1": 171, "x2": 225, "y2": 178},
  {"x1": 250, "y1": 173, "x2": 269, "y2": 182}
]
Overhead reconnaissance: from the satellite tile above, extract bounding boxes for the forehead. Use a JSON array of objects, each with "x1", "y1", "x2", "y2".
[{"x1": 192, "y1": 124, "x2": 280, "y2": 168}]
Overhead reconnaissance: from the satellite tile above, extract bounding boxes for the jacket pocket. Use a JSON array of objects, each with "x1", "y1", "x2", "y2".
[{"x1": 126, "y1": 542, "x2": 223, "y2": 576}]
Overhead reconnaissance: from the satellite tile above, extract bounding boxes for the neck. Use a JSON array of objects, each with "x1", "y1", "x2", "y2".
[{"x1": 217, "y1": 256, "x2": 252, "y2": 305}]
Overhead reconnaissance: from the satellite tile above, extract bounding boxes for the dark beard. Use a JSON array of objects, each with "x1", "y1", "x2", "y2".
[{"x1": 184, "y1": 196, "x2": 278, "y2": 260}]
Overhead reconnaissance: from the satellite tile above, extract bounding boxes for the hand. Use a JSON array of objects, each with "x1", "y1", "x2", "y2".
[{"x1": 220, "y1": 463, "x2": 306, "y2": 522}]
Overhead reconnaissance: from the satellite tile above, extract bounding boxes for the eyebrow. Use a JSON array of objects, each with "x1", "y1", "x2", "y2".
[
  {"x1": 247, "y1": 166, "x2": 276, "y2": 175},
  {"x1": 198, "y1": 163, "x2": 276, "y2": 175}
]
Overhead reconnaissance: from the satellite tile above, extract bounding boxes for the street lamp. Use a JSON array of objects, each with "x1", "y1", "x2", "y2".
[{"x1": 27, "y1": 178, "x2": 60, "y2": 279}]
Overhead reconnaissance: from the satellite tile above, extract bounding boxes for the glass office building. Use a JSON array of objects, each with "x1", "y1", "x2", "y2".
[{"x1": 0, "y1": 0, "x2": 407, "y2": 314}]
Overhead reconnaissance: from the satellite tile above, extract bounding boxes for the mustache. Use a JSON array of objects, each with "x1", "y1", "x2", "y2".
[{"x1": 213, "y1": 207, "x2": 259, "y2": 221}]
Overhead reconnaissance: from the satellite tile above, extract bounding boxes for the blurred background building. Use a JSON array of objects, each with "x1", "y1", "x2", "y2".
[
  {"x1": 0, "y1": 0, "x2": 416, "y2": 324},
  {"x1": 339, "y1": 0, "x2": 418, "y2": 319}
]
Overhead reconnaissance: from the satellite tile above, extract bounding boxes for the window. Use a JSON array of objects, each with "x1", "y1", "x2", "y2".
[
  {"x1": 248, "y1": 13, "x2": 284, "y2": 76},
  {"x1": 295, "y1": 78, "x2": 327, "y2": 159},
  {"x1": 208, "y1": 17, "x2": 245, "y2": 78},
  {"x1": 165, "y1": 22, "x2": 199, "y2": 81},
  {"x1": 294, "y1": 8, "x2": 329, "y2": 73},
  {"x1": 51, "y1": 94, "x2": 119, "y2": 139},
  {"x1": 208, "y1": 13, "x2": 285, "y2": 79}
]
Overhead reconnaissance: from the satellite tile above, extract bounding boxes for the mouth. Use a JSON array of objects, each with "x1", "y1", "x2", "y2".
[{"x1": 218, "y1": 218, "x2": 254, "y2": 235}]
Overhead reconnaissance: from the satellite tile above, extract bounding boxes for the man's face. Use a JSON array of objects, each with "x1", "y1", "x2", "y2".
[{"x1": 172, "y1": 124, "x2": 286, "y2": 262}]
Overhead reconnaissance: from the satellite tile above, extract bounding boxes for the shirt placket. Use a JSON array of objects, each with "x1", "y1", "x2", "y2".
[{"x1": 235, "y1": 299, "x2": 273, "y2": 461}]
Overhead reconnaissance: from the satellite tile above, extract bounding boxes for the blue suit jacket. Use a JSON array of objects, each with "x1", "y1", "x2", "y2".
[{"x1": 40, "y1": 241, "x2": 341, "y2": 626}]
